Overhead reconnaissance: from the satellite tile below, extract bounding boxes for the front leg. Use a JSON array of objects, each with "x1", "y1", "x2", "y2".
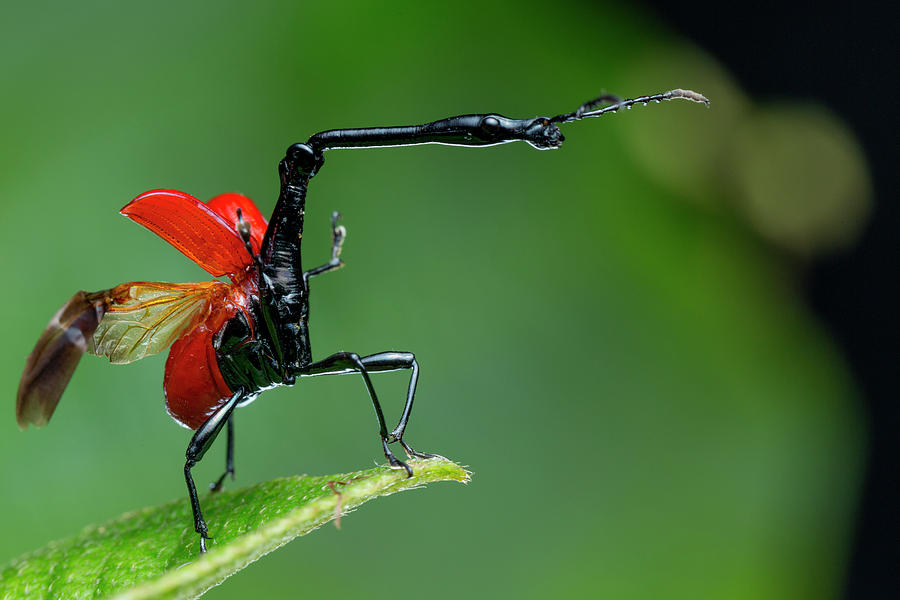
[{"x1": 303, "y1": 211, "x2": 346, "y2": 284}]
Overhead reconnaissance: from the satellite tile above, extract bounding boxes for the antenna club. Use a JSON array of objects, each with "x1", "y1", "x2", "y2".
[{"x1": 667, "y1": 89, "x2": 710, "y2": 107}]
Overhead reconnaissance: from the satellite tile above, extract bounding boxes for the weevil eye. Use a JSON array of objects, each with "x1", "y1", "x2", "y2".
[{"x1": 480, "y1": 116, "x2": 502, "y2": 135}]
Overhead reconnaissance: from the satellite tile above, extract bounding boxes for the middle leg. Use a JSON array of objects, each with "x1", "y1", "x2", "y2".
[{"x1": 209, "y1": 413, "x2": 235, "y2": 492}]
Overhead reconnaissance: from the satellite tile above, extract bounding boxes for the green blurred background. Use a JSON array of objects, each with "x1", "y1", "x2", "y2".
[{"x1": 0, "y1": 1, "x2": 874, "y2": 598}]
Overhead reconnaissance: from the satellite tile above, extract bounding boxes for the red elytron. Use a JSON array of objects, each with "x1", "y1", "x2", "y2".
[{"x1": 17, "y1": 190, "x2": 267, "y2": 431}]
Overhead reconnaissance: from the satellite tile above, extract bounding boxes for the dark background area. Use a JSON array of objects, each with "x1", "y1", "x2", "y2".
[{"x1": 641, "y1": 1, "x2": 898, "y2": 596}]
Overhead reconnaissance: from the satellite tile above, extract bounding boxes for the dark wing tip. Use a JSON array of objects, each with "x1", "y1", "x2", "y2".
[
  {"x1": 16, "y1": 388, "x2": 50, "y2": 429},
  {"x1": 16, "y1": 291, "x2": 108, "y2": 429}
]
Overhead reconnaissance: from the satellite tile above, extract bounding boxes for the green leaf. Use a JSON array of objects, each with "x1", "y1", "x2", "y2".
[{"x1": 0, "y1": 457, "x2": 468, "y2": 600}]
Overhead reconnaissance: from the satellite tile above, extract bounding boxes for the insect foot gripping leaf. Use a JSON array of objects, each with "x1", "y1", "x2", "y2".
[{"x1": 0, "y1": 458, "x2": 470, "y2": 600}]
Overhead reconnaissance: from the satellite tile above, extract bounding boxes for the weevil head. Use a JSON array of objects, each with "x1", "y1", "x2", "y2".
[
  {"x1": 281, "y1": 143, "x2": 324, "y2": 183},
  {"x1": 523, "y1": 118, "x2": 565, "y2": 150}
]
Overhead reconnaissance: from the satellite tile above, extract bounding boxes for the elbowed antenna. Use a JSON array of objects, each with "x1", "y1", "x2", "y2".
[
  {"x1": 549, "y1": 88, "x2": 710, "y2": 124},
  {"x1": 300, "y1": 88, "x2": 709, "y2": 157}
]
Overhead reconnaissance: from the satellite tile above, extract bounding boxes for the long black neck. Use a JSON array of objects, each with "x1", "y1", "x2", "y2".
[
  {"x1": 256, "y1": 87, "x2": 710, "y2": 369},
  {"x1": 259, "y1": 150, "x2": 318, "y2": 370}
]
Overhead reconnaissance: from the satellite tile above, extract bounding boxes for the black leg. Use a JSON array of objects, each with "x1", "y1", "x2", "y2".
[
  {"x1": 356, "y1": 351, "x2": 436, "y2": 460},
  {"x1": 303, "y1": 211, "x2": 346, "y2": 283},
  {"x1": 185, "y1": 389, "x2": 243, "y2": 553},
  {"x1": 209, "y1": 413, "x2": 235, "y2": 492},
  {"x1": 302, "y1": 351, "x2": 434, "y2": 476}
]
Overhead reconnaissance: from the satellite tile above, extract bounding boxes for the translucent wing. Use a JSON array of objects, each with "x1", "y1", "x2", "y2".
[
  {"x1": 90, "y1": 281, "x2": 230, "y2": 364},
  {"x1": 121, "y1": 189, "x2": 254, "y2": 277},
  {"x1": 17, "y1": 281, "x2": 232, "y2": 429},
  {"x1": 18, "y1": 190, "x2": 265, "y2": 429}
]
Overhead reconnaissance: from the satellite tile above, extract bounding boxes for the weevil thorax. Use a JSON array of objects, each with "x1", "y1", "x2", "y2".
[{"x1": 253, "y1": 143, "x2": 323, "y2": 373}]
